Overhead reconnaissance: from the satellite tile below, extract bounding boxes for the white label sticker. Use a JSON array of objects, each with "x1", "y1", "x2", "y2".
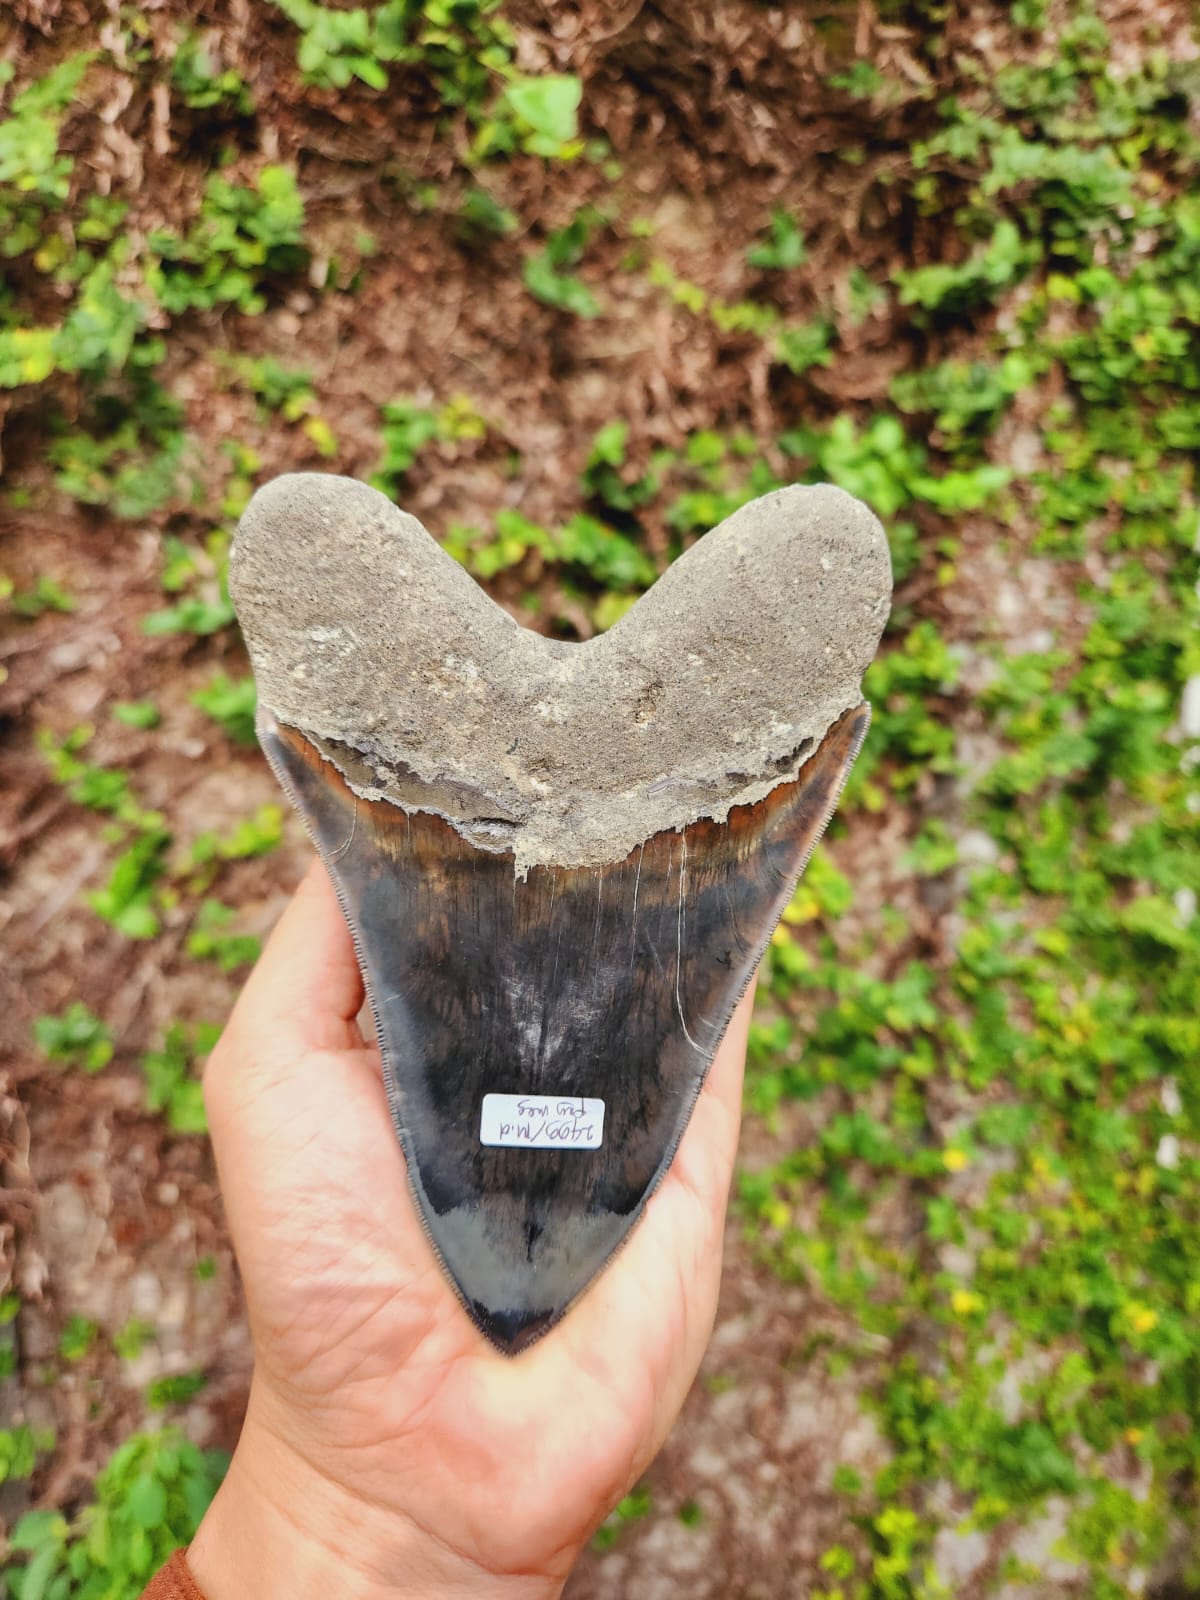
[{"x1": 480, "y1": 1094, "x2": 605, "y2": 1151}]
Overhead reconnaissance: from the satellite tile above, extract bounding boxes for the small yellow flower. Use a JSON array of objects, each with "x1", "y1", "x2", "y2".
[
  {"x1": 1128, "y1": 1304, "x2": 1158, "y2": 1335},
  {"x1": 942, "y1": 1147, "x2": 969, "y2": 1173},
  {"x1": 951, "y1": 1289, "x2": 983, "y2": 1317},
  {"x1": 1125, "y1": 1428, "x2": 1144, "y2": 1446}
]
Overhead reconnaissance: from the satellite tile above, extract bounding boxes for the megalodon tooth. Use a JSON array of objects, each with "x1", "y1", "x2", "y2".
[{"x1": 230, "y1": 475, "x2": 892, "y2": 1353}]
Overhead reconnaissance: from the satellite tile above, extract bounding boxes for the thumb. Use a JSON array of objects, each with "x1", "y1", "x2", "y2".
[
  {"x1": 229, "y1": 858, "x2": 367, "y2": 1056},
  {"x1": 202, "y1": 855, "x2": 389, "y2": 1194},
  {"x1": 201, "y1": 860, "x2": 424, "y2": 1309}
]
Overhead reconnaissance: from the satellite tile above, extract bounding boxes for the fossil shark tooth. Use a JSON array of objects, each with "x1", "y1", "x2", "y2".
[
  {"x1": 231, "y1": 474, "x2": 892, "y2": 1353},
  {"x1": 256, "y1": 703, "x2": 869, "y2": 1353}
]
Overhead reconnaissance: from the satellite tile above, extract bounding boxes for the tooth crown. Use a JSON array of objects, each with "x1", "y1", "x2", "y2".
[
  {"x1": 230, "y1": 474, "x2": 891, "y2": 874},
  {"x1": 258, "y1": 704, "x2": 871, "y2": 1353}
]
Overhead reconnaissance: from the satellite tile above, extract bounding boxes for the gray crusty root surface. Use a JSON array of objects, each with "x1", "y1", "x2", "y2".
[{"x1": 230, "y1": 473, "x2": 892, "y2": 873}]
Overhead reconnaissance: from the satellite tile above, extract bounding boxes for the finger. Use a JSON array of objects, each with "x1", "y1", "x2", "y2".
[{"x1": 231, "y1": 858, "x2": 365, "y2": 1052}]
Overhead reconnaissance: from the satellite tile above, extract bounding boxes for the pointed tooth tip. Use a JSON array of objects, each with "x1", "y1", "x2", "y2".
[{"x1": 472, "y1": 1302, "x2": 558, "y2": 1356}]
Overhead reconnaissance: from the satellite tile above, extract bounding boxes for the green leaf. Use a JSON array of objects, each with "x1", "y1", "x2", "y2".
[
  {"x1": 775, "y1": 318, "x2": 834, "y2": 375},
  {"x1": 459, "y1": 187, "x2": 517, "y2": 237},
  {"x1": 126, "y1": 1472, "x2": 168, "y2": 1528},
  {"x1": 192, "y1": 674, "x2": 257, "y2": 745},
  {"x1": 59, "y1": 1315, "x2": 98, "y2": 1362},
  {"x1": 9, "y1": 1510, "x2": 69, "y2": 1552},
  {"x1": 503, "y1": 75, "x2": 582, "y2": 154},
  {"x1": 1119, "y1": 895, "x2": 1190, "y2": 949},
  {"x1": 747, "y1": 208, "x2": 806, "y2": 270},
  {"x1": 523, "y1": 252, "x2": 599, "y2": 318},
  {"x1": 32, "y1": 1003, "x2": 114, "y2": 1072},
  {"x1": 112, "y1": 700, "x2": 161, "y2": 730},
  {"x1": 146, "y1": 1370, "x2": 207, "y2": 1409},
  {"x1": 587, "y1": 419, "x2": 629, "y2": 468},
  {"x1": 16, "y1": 1540, "x2": 64, "y2": 1600}
]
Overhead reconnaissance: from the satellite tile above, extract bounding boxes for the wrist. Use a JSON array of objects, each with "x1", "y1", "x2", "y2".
[{"x1": 188, "y1": 1395, "x2": 564, "y2": 1600}]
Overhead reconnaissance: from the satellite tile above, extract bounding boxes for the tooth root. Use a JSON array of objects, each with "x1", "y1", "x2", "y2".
[{"x1": 259, "y1": 704, "x2": 870, "y2": 1354}]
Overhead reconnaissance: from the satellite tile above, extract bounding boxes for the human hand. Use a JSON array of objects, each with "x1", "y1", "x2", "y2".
[{"x1": 189, "y1": 859, "x2": 753, "y2": 1600}]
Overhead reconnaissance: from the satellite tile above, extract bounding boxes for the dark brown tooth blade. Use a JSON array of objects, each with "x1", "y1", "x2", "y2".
[{"x1": 259, "y1": 704, "x2": 869, "y2": 1354}]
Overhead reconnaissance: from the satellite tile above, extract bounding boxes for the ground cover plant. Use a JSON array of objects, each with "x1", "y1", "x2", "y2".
[{"x1": 0, "y1": 1, "x2": 1197, "y2": 1596}]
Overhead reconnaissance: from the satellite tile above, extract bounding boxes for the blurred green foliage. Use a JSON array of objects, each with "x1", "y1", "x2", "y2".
[
  {"x1": 32, "y1": 1004, "x2": 114, "y2": 1073},
  {"x1": 191, "y1": 675, "x2": 258, "y2": 746},
  {"x1": 523, "y1": 210, "x2": 602, "y2": 317},
  {"x1": 186, "y1": 900, "x2": 262, "y2": 973},
  {"x1": 5, "y1": 1432, "x2": 225, "y2": 1599},
  {"x1": 270, "y1": 0, "x2": 582, "y2": 158},
  {"x1": 147, "y1": 167, "x2": 308, "y2": 315},
  {"x1": 141, "y1": 1023, "x2": 220, "y2": 1134}
]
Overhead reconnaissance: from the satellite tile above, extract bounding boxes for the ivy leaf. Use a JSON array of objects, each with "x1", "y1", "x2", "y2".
[
  {"x1": 523, "y1": 252, "x2": 599, "y2": 318},
  {"x1": 503, "y1": 75, "x2": 582, "y2": 156},
  {"x1": 747, "y1": 209, "x2": 806, "y2": 270},
  {"x1": 15, "y1": 1541, "x2": 63, "y2": 1600},
  {"x1": 9, "y1": 1510, "x2": 69, "y2": 1552},
  {"x1": 1119, "y1": 895, "x2": 1190, "y2": 949},
  {"x1": 126, "y1": 1472, "x2": 168, "y2": 1529}
]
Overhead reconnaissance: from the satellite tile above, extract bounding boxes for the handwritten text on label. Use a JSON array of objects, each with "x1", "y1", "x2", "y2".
[{"x1": 480, "y1": 1094, "x2": 605, "y2": 1151}]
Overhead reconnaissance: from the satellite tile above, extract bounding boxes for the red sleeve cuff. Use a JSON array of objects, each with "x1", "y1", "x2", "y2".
[{"x1": 141, "y1": 1548, "x2": 206, "y2": 1600}]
